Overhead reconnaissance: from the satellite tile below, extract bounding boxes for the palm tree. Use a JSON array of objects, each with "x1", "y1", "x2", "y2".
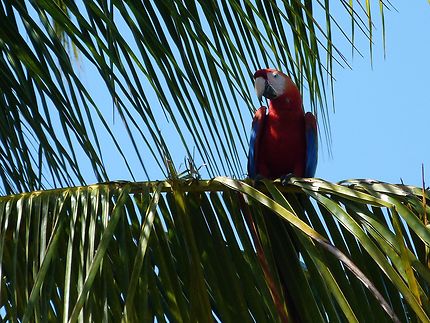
[{"x1": 1, "y1": 0, "x2": 429, "y2": 322}]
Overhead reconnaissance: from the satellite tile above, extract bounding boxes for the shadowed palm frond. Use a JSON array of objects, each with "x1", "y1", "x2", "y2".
[{"x1": 1, "y1": 178, "x2": 428, "y2": 322}]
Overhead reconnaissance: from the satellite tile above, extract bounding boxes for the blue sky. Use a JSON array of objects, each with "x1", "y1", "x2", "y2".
[{"x1": 317, "y1": 2, "x2": 430, "y2": 186}]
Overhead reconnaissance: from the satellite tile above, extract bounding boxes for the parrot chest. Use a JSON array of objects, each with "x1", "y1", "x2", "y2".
[{"x1": 259, "y1": 112, "x2": 306, "y2": 177}]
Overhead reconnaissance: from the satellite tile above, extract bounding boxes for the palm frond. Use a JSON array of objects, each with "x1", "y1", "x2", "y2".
[
  {"x1": 0, "y1": 0, "x2": 389, "y2": 194},
  {"x1": 1, "y1": 178, "x2": 429, "y2": 322}
]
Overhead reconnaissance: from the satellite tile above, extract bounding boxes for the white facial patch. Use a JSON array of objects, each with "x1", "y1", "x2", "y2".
[{"x1": 266, "y1": 72, "x2": 287, "y2": 98}]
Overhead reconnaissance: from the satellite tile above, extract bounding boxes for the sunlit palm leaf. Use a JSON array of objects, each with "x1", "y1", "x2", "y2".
[
  {"x1": 0, "y1": 0, "x2": 389, "y2": 194},
  {"x1": 1, "y1": 178, "x2": 429, "y2": 322}
]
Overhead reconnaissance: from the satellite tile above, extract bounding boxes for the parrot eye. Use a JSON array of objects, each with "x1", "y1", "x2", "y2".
[{"x1": 273, "y1": 73, "x2": 278, "y2": 78}]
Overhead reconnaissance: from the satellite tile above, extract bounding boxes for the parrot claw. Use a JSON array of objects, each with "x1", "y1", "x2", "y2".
[
  {"x1": 247, "y1": 174, "x2": 265, "y2": 187},
  {"x1": 248, "y1": 174, "x2": 265, "y2": 186},
  {"x1": 280, "y1": 173, "x2": 294, "y2": 186}
]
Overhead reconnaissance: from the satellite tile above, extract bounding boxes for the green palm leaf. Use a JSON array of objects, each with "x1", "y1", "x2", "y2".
[{"x1": 1, "y1": 178, "x2": 429, "y2": 322}]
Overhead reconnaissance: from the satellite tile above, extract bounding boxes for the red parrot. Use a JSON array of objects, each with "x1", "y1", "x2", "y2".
[{"x1": 248, "y1": 68, "x2": 318, "y2": 179}]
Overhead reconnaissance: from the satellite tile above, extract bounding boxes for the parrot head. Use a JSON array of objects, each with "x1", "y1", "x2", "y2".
[{"x1": 253, "y1": 68, "x2": 300, "y2": 103}]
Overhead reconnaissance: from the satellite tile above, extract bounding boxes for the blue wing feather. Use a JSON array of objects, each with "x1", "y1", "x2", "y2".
[
  {"x1": 248, "y1": 107, "x2": 266, "y2": 178},
  {"x1": 304, "y1": 112, "x2": 318, "y2": 177}
]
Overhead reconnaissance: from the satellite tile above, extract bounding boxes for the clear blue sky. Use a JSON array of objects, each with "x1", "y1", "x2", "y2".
[
  {"x1": 317, "y1": 2, "x2": 430, "y2": 186},
  {"x1": 78, "y1": 2, "x2": 430, "y2": 188}
]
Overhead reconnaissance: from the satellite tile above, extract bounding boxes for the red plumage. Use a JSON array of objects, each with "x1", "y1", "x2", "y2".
[
  {"x1": 256, "y1": 96, "x2": 306, "y2": 178},
  {"x1": 248, "y1": 68, "x2": 317, "y2": 179}
]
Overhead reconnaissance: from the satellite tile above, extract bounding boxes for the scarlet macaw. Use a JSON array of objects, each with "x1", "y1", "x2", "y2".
[{"x1": 248, "y1": 68, "x2": 318, "y2": 179}]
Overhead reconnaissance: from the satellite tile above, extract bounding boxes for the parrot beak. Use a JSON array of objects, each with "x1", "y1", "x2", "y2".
[
  {"x1": 254, "y1": 77, "x2": 266, "y2": 100},
  {"x1": 254, "y1": 76, "x2": 277, "y2": 100}
]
